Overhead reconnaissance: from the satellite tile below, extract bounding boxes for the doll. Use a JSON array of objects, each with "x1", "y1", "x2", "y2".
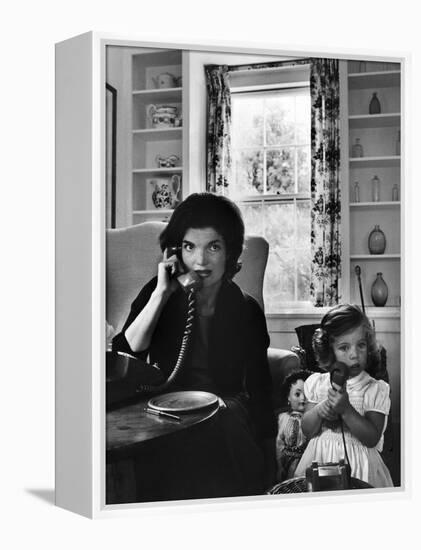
[{"x1": 275, "y1": 370, "x2": 311, "y2": 482}]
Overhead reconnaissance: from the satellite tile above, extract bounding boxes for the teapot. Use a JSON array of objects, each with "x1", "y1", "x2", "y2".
[
  {"x1": 152, "y1": 72, "x2": 177, "y2": 89},
  {"x1": 148, "y1": 104, "x2": 178, "y2": 128}
]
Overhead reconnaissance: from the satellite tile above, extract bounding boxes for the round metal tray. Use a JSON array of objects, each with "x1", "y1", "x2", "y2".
[{"x1": 148, "y1": 391, "x2": 219, "y2": 413}]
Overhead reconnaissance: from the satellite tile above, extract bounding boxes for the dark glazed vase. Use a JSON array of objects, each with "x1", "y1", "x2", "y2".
[
  {"x1": 369, "y1": 92, "x2": 381, "y2": 114},
  {"x1": 368, "y1": 225, "x2": 386, "y2": 254},
  {"x1": 371, "y1": 273, "x2": 388, "y2": 307}
]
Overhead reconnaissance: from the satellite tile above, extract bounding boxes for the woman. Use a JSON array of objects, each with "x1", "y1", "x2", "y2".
[{"x1": 113, "y1": 193, "x2": 276, "y2": 500}]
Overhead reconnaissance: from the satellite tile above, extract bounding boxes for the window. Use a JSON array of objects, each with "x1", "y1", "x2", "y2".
[{"x1": 230, "y1": 85, "x2": 311, "y2": 312}]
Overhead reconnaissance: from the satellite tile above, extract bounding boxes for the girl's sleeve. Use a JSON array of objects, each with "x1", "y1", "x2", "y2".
[
  {"x1": 363, "y1": 379, "x2": 391, "y2": 415},
  {"x1": 304, "y1": 373, "x2": 321, "y2": 404}
]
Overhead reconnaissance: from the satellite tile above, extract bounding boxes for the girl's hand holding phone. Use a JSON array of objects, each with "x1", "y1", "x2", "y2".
[
  {"x1": 316, "y1": 399, "x2": 339, "y2": 422},
  {"x1": 327, "y1": 387, "x2": 350, "y2": 415}
]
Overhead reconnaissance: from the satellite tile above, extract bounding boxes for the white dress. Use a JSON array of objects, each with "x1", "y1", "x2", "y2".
[{"x1": 294, "y1": 371, "x2": 393, "y2": 488}]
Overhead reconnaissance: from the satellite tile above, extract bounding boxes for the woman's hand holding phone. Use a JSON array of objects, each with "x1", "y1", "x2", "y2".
[{"x1": 155, "y1": 248, "x2": 183, "y2": 297}]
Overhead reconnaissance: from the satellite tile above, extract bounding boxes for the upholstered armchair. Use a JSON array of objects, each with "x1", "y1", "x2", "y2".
[{"x1": 106, "y1": 221, "x2": 300, "y2": 410}]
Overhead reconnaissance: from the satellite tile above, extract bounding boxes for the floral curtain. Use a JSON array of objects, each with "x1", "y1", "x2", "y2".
[
  {"x1": 204, "y1": 65, "x2": 232, "y2": 194},
  {"x1": 309, "y1": 59, "x2": 341, "y2": 307}
]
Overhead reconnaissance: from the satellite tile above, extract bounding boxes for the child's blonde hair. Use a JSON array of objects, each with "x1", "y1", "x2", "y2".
[{"x1": 312, "y1": 304, "x2": 380, "y2": 377}]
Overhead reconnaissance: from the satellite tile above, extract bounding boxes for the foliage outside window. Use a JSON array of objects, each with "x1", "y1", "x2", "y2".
[{"x1": 230, "y1": 86, "x2": 311, "y2": 312}]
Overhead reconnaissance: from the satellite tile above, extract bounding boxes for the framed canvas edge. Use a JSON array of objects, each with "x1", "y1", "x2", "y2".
[{"x1": 55, "y1": 31, "x2": 412, "y2": 519}]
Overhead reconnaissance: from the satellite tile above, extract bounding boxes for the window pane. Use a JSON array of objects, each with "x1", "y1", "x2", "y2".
[
  {"x1": 233, "y1": 150, "x2": 263, "y2": 196},
  {"x1": 264, "y1": 249, "x2": 295, "y2": 311},
  {"x1": 296, "y1": 248, "x2": 311, "y2": 301},
  {"x1": 264, "y1": 202, "x2": 294, "y2": 248},
  {"x1": 295, "y1": 93, "x2": 311, "y2": 142},
  {"x1": 266, "y1": 149, "x2": 295, "y2": 194},
  {"x1": 232, "y1": 96, "x2": 264, "y2": 148},
  {"x1": 296, "y1": 200, "x2": 311, "y2": 248},
  {"x1": 265, "y1": 94, "x2": 295, "y2": 146},
  {"x1": 297, "y1": 146, "x2": 311, "y2": 193},
  {"x1": 240, "y1": 203, "x2": 263, "y2": 235}
]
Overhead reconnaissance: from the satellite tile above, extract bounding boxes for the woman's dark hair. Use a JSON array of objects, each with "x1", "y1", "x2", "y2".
[
  {"x1": 280, "y1": 369, "x2": 312, "y2": 405},
  {"x1": 312, "y1": 303, "x2": 380, "y2": 376},
  {"x1": 159, "y1": 192, "x2": 245, "y2": 279}
]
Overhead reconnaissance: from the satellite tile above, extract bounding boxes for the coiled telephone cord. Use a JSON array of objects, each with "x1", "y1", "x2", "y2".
[{"x1": 136, "y1": 288, "x2": 196, "y2": 394}]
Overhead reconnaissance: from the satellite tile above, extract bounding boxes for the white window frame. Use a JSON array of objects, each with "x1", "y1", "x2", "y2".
[{"x1": 230, "y1": 81, "x2": 313, "y2": 312}]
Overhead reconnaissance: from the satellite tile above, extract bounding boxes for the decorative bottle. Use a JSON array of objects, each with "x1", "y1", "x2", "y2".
[
  {"x1": 371, "y1": 175, "x2": 380, "y2": 202},
  {"x1": 352, "y1": 138, "x2": 364, "y2": 158},
  {"x1": 371, "y1": 273, "x2": 388, "y2": 307},
  {"x1": 395, "y1": 130, "x2": 400, "y2": 156},
  {"x1": 368, "y1": 225, "x2": 386, "y2": 254},
  {"x1": 353, "y1": 181, "x2": 360, "y2": 202},
  {"x1": 369, "y1": 92, "x2": 381, "y2": 114},
  {"x1": 392, "y1": 183, "x2": 399, "y2": 201}
]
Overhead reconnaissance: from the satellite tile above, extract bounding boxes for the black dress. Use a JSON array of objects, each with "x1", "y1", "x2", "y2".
[{"x1": 112, "y1": 277, "x2": 276, "y2": 501}]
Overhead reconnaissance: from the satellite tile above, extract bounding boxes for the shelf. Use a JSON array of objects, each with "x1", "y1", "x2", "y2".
[
  {"x1": 348, "y1": 70, "x2": 400, "y2": 89},
  {"x1": 133, "y1": 167, "x2": 183, "y2": 175},
  {"x1": 348, "y1": 113, "x2": 400, "y2": 129},
  {"x1": 350, "y1": 201, "x2": 400, "y2": 208},
  {"x1": 133, "y1": 209, "x2": 173, "y2": 215},
  {"x1": 132, "y1": 50, "x2": 181, "y2": 66},
  {"x1": 349, "y1": 156, "x2": 400, "y2": 168},
  {"x1": 350, "y1": 254, "x2": 400, "y2": 260},
  {"x1": 133, "y1": 87, "x2": 182, "y2": 103},
  {"x1": 132, "y1": 128, "x2": 182, "y2": 141}
]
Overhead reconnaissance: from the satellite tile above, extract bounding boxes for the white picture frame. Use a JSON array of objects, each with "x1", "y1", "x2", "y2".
[{"x1": 55, "y1": 31, "x2": 409, "y2": 518}]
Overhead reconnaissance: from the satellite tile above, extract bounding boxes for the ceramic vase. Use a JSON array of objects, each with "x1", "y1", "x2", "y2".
[
  {"x1": 369, "y1": 92, "x2": 381, "y2": 114},
  {"x1": 371, "y1": 273, "x2": 388, "y2": 307},
  {"x1": 352, "y1": 138, "x2": 364, "y2": 158},
  {"x1": 368, "y1": 225, "x2": 386, "y2": 254}
]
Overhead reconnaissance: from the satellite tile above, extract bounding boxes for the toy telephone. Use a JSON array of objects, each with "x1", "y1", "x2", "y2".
[
  {"x1": 106, "y1": 246, "x2": 202, "y2": 407},
  {"x1": 330, "y1": 361, "x2": 349, "y2": 391}
]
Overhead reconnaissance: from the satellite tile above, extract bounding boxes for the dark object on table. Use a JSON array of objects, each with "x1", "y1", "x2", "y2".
[
  {"x1": 293, "y1": 324, "x2": 322, "y2": 372},
  {"x1": 106, "y1": 351, "x2": 165, "y2": 409},
  {"x1": 305, "y1": 460, "x2": 351, "y2": 491},
  {"x1": 268, "y1": 476, "x2": 372, "y2": 494},
  {"x1": 268, "y1": 461, "x2": 372, "y2": 494}
]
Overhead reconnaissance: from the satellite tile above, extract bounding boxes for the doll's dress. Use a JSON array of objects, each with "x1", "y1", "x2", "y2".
[
  {"x1": 294, "y1": 371, "x2": 393, "y2": 488},
  {"x1": 276, "y1": 411, "x2": 307, "y2": 481}
]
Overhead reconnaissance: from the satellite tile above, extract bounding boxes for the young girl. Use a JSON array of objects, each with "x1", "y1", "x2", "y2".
[
  {"x1": 294, "y1": 304, "x2": 393, "y2": 488},
  {"x1": 275, "y1": 370, "x2": 311, "y2": 482}
]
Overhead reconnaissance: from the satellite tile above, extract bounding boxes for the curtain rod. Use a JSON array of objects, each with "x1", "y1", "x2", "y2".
[{"x1": 227, "y1": 57, "x2": 311, "y2": 72}]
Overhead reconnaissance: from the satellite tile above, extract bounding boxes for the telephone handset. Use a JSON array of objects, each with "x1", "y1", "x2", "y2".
[{"x1": 165, "y1": 246, "x2": 202, "y2": 293}]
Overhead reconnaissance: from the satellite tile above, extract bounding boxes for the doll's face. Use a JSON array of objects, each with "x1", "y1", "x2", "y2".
[
  {"x1": 288, "y1": 379, "x2": 306, "y2": 412},
  {"x1": 331, "y1": 324, "x2": 368, "y2": 379}
]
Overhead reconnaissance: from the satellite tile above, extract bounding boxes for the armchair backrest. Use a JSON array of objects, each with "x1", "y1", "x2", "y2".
[{"x1": 106, "y1": 221, "x2": 269, "y2": 332}]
